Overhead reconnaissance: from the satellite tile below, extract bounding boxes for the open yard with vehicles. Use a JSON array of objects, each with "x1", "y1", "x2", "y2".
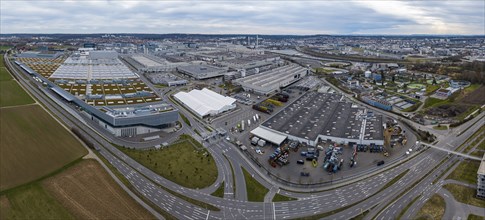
[
  {"x1": 0, "y1": 105, "x2": 87, "y2": 191},
  {"x1": 118, "y1": 134, "x2": 217, "y2": 189},
  {"x1": 0, "y1": 159, "x2": 154, "y2": 220}
]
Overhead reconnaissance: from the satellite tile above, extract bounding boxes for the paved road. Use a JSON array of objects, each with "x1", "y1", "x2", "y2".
[
  {"x1": 7, "y1": 54, "x2": 485, "y2": 219},
  {"x1": 366, "y1": 115, "x2": 484, "y2": 220}
]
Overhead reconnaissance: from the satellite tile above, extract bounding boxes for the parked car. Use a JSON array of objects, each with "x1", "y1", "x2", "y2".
[
  {"x1": 377, "y1": 160, "x2": 385, "y2": 166},
  {"x1": 297, "y1": 160, "x2": 304, "y2": 165},
  {"x1": 300, "y1": 172, "x2": 310, "y2": 176}
]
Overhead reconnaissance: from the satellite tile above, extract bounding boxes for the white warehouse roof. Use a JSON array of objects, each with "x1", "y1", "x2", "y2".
[
  {"x1": 174, "y1": 88, "x2": 236, "y2": 118},
  {"x1": 250, "y1": 126, "x2": 287, "y2": 146}
]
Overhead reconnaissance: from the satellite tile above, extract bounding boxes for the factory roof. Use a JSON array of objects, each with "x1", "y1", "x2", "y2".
[
  {"x1": 178, "y1": 64, "x2": 225, "y2": 74},
  {"x1": 131, "y1": 55, "x2": 164, "y2": 67},
  {"x1": 174, "y1": 88, "x2": 236, "y2": 117},
  {"x1": 262, "y1": 92, "x2": 370, "y2": 141},
  {"x1": 50, "y1": 54, "x2": 137, "y2": 79},
  {"x1": 177, "y1": 64, "x2": 227, "y2": 79}
]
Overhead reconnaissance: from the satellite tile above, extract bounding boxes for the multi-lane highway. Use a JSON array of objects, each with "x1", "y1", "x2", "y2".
[{"x1": 6, "y1": 53, "x2": 484, "y2": 220}]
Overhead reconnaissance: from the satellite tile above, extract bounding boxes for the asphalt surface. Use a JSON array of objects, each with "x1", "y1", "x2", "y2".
[{"x1": 6, "y1": 54, "x2": 484, "y2": 220}]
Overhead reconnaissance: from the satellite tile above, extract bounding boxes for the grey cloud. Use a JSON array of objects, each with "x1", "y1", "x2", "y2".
[{"x1": 1, "y1": 0, "x2": 483, "y2": 34}]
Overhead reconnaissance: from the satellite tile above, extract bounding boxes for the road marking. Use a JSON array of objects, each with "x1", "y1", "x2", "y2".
[
  {"x1": 273, "y1": 202, "x2": 276, "y2": 220},
  {"x1": 205, "y1": 210, "x2": 210, "y2": 220}
]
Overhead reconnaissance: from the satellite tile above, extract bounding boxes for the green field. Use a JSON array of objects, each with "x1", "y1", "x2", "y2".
[
  {"x1": 0, "y1": 183, "x2": 73, "y2": 220},
  {"x1": 0, "y1": 61, "x2": 35, "y2": 107},
  {"x1": 0, "y1": 55, "x2": 5, "y2": 67},
  {"x1": 425, "y1": 84, "x2": 440, "y2": 95},
  {"x1": 242, "y1": 167, "x2": 268, "y2": 202},
  {"x1": 118, "y1": 135, "x2": 217, "y2": 189},
  {"x1": 0, "y1": 68, "x2": 12, "y2": 81},
  {"x1": 423, "y1": 97, "x2": 449, "y2": 109},
  {"x1": 443, "y1": 184, "x2": 485, "y2": 208},
  {"x1": 0, "y1": 80, "x2": 35, "y2": 107},
  {"x1": 446, "y1": 160, "x2": 481, "y2": 185},
  {"x1": 0, "y1": 105, "x2": 87, "y2": 191},
  {"x1": 408, "y1": 83, "x2": 425, "y2": 89},
  {"x1": 415, "y1": 194, "x2": 445, "y2": 220}
]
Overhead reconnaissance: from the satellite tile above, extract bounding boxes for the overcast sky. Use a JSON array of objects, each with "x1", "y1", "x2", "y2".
[{"x1": 1, "y1": 0, "x2": 484, "y2": 35}]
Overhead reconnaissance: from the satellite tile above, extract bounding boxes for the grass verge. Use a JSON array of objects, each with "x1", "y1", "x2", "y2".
[
  {"x1": 179, "y1": 113, "x2": 191, "y2": 126},
  {"x1": 433, "y1": 125, "x2": 448, "y2": 130},
  {"x1": 117, "y1": 135, "x2": 217, "y2": 189},
  {"x1": 272, "y1": 193, "x2": 297, "y2": 202},
  {"x1": 415, "y1": 194, "x2": 445, "y2": 220},
  {"x1": 242, "y1": 167, "x2": 269, "y2": 202},
  {"x1": 211, "y1": 182, "x2": 224, "y2": 198},
  {"x1": 468, "y1": 214, "x2": 485, "y2": 220},
  {"x1": 443, "y1": 184, "x2": 485, "y2": 208},
  {"x1": 446, "y1": 160, "x2": 481, "y2": 185}
]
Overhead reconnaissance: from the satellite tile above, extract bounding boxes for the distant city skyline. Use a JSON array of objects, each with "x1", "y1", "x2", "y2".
[{"x1": 1, "y1": 0, "x2": 484, "y2": 35}]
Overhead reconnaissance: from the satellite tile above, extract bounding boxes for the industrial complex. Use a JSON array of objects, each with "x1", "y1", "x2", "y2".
[
  {"x1": 14, "y1": 49, "x2": 179, "y2": 137},
  {"x1": 252, "y1": 92, "x2": 384, "y2": 147},
  {"x1": 4, "y1": 32, "x2": 484, "y2": 220}
]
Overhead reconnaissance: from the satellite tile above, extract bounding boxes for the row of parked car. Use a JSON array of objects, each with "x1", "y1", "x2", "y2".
[{"x1": 356, "y1": 144, "x2": 384, "y2": 153}]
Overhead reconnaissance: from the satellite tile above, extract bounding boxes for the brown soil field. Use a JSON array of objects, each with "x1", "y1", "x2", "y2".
[
  {"x1": 462, "y1": 85, "x2": 485, "y2": 105},
  {"x1": 42, "y1": 159, "x2": 155, "y2": 220}
]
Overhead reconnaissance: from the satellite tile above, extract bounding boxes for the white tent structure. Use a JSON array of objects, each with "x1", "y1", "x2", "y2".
[
  {"x1": 250, "y1": 126, "x2": 287, "y2": 146},
  {"x1": 174, "y1": 88, "x2": 236, "y2": 118}
]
